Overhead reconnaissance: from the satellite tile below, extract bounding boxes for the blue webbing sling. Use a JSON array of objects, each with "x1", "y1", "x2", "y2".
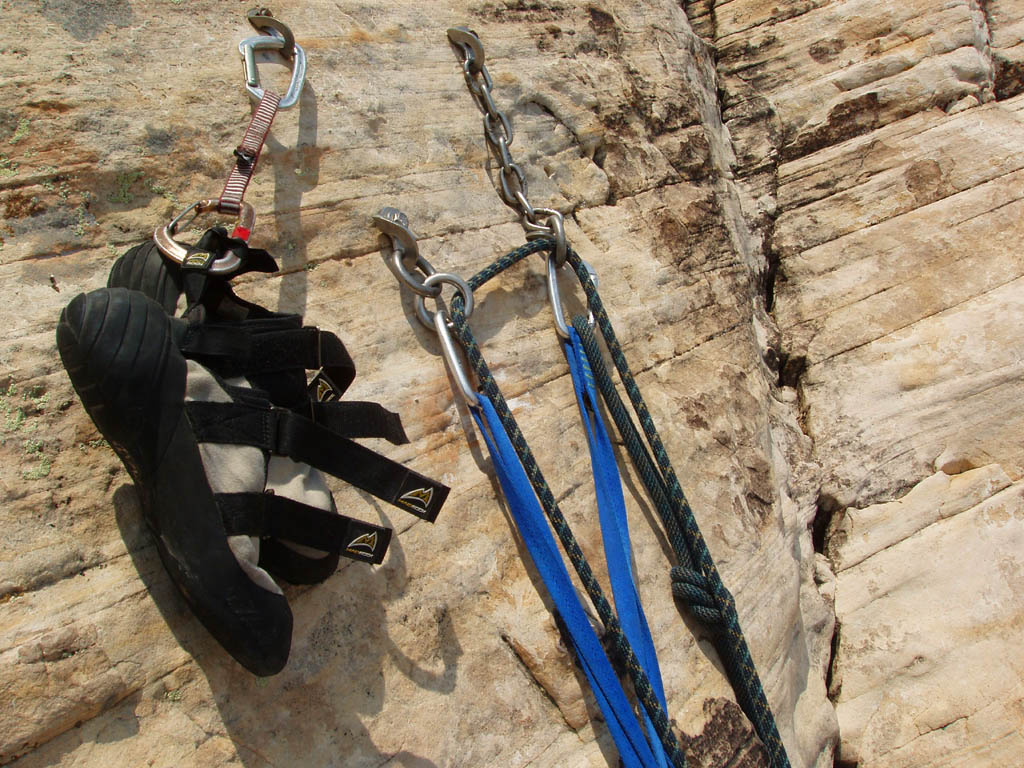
[
  {"x1": 564, "y1": 327, "x2": 671, "y2": 768},
  {"x1": 472, "y1": 393, "x2": 665, "y2": 767}
]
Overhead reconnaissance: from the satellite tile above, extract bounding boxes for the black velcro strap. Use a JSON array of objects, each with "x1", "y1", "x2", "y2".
[
  {"x1": 188, "y1": 401, "x2": 273, "y2": 447},
  {"x1": 275, "y1": 410, "x2": 448, "y2": 522},
  {"x1": 315, "y1": 331, "x2": 356, "y2": 396},
  {"x1": 217, "y1": 492, "x2": 392, "y2": 564},
  {"x1": 187, "y1": 402, "x2": 449, "y2": 522},
  {"x1": 180, "y1": 327, "x2": 355, "y2": 391},
  {"x1": 310, "y1": 401, "x2": 409, "y2": 445}
]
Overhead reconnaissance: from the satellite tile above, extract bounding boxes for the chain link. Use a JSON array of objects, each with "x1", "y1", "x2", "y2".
[
  {"x1": 373, "y1": 207, "x2": 475, "y2": 329},
  {"x1": 372, "y1": 207, "x2": 442, "y2": 298},
  {"x1": 447, "y1": 26, "x2": 568, "y2": 266}
]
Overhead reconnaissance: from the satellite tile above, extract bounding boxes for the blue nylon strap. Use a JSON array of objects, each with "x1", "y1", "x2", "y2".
[
  {"x1": 565, "y1": 327, "x2": 670, "y2": 768},
  {"x1": 471, "y1": 394, "x2": 659, "y2": 768}
]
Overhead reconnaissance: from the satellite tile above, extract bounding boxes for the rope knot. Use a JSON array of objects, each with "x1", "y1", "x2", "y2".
[{"x1": 670, "y1": 566, "x2": 725, "y2": 627}]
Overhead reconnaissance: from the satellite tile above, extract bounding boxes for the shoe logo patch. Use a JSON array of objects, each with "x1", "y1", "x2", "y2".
[
  {"x1": 183, "y1": 251, "x2": 213, "y2": 268},
  {"x1": 346, "y1": 531, "x2": 379, "y2": 555},
  {"x1": 309, "y1": 371, "x2": 340, "y2": 403},
  {"x1": 315, "y1": 378, "x2": 334, "y2": 402},
  {"x1": 398, "y1": 487, "x2": 434, "y2": 512}
]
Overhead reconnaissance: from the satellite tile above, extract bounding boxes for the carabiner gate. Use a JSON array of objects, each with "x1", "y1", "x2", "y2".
[
  {"x1": 547, "y1": 257, "x2": 598, "y2": 340},
  {"x1": 434, "y1": 309, "x2": 480, "y2": 407},
  {"x1": 239, "y1": 30, "x2": 307, "y2": 109}
]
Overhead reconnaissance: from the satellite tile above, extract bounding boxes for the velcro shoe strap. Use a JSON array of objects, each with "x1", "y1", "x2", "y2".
[
  {"x1": 181, "y1": 326, "x2": 355, "y2": 392},
  {"x1": 309, "y1": 401, "x2": 408, "y2": 445},
  {"x1": 217, "y1": 492, "x2": 391, "y2": 564},
  {"x1": 188, "y1": 402, "x2": 448, "y2": 522}
]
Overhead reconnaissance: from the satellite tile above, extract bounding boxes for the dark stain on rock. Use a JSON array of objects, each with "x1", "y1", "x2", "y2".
[
  {"x1": 679, "y1": 697, "x2": 770, "y2": 767},
  {"x1": 578, "y1": 6, "x2": 620, "y2": 59},
  {"x1": 651, "y1": 196, "x2": 729, "y2": 272},
  {"x1": 719, "y1": 34, "x2": 780, "y2": 72},
  {"x1": 26, "y1": 100, "x2": 73, "y2": 113},
  {"x1": 784, "y1": 91, "x2": 882, "y2": 161},
  {"x1": 659, "y1": 126, "x2": 712, "y2": 179},
  {"x1": 39, "y1": 0, "x2": 133, "y2": 41},
  {"x1": 474, "y1": 1, "x2": 568, "y2": 23},
  {"x1": 994, "y1": 53, "x2": 1024, "y2": 100},
  {"x1": 647, "y1": 98, "x2": 701, "y2": 137},
  {"x1": 144, "y1": 124, "x2": 174, "y2": 155},
  {"x1": 0, "y1": 109, "x2": 18, "y2": 141},
  {"x1": 655, "y1": 210, "x2": 694, "y2": 268},
  {"x1": 743, "y1": 451, "x2": 776, "y2": 524},
  {"x1": 809, "y1": 37, "x2": 845, "y2": 64},
  {"x1": 3, "y1": 192, "x2": 47, "y2": 219},
  {"x1": 904, "y1": 158, "x2": 950, "y2": 206},
  {"x1": 687, "y1": 412, "x2": 710, "y2": 430},
  {"x1": 587, "y1": 7, "x2": 617, "y2": 38},
  {"x1": 535, "y1": 23, "x2": 568, "y2": 52}
]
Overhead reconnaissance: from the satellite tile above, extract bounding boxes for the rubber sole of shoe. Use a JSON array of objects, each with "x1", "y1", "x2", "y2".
[
  {"x1": 108, "y1": 240, "x2": 183, "y2": 316},
  {"x1": 57, "y1": 287, "x2": 292, "y2": 675}
]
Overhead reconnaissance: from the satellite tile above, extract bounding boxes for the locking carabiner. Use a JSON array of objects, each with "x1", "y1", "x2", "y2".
[{"x1": 240, "y1": 27, "x2": 307, "y2": 109}]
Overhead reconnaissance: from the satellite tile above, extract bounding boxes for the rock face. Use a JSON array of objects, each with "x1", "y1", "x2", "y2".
[
  {"x1": 701, "y1": 0, "x2": 1024, "y2": 765},
  {"x1": 827, "y1": 466, "x2": 1024, "y2": 765},
  {"x1": 0, "y1": 2, "x2": 1020, "y2": 768}
]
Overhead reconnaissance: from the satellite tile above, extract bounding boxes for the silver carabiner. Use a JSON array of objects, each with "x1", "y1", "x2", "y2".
[
  {"x1": 239, "y1": 31, "x2": 307, "y2": 109},
  {"x1": 547, "y1": 257, "x2": 598, "y2": 340},
  {"x1": 434, "y1": 309, "x2": 480, "y2": 407}
]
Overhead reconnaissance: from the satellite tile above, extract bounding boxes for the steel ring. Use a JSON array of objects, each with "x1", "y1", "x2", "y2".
[
  {"x1": 414, "y1": 272, "x2": 475, "y2": 329},
  {"x1": 546, "y1": 213, "x2": 567, "y2": 267}
]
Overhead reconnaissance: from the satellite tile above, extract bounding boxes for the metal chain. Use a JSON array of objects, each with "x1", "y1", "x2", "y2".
[
  {"x1": 372, "y1": 207, "x2": 475, "y2": 330},
  {"x1": 447, "y1": 27, "x2": 568, "y2": 267}
]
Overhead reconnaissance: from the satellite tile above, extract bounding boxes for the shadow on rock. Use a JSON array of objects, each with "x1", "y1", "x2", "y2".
[
  {"x1": 113, "y1": 484, "x2": 453, "y2": 767},
  {"x1": 269, "y1": 80, "x2": 320, "y2": 319},
  {"x1": 40, "y1": 0, "x2": 133, "y2": 41}
]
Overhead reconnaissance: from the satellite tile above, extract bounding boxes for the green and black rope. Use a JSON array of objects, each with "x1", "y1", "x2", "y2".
[
  {"x1": 451, "y1": 238, "x2": 790, "y2": 768},
  {"x1": 565, "y1": 249, "x2": 790, "y2": 768}
]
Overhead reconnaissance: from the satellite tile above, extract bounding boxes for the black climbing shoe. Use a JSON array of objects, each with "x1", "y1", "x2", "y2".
[
  {"x1": 106, "y1": 230, "x2": 447, "y2": 584},
  {"x1": 57, "y1": 288, "x2": 294, "y2": 674},
  {"x1": 57, "y1": 236, "x2": 448, "y2": 674}
]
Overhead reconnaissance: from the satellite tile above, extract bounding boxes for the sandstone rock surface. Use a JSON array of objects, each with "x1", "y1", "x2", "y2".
[
  {"x1": 828, "y1": 465, "x2": 1024, "y2": 766},
  {"x1": 0, "y1": 1, "x2": 1021, "y2": 767}
]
